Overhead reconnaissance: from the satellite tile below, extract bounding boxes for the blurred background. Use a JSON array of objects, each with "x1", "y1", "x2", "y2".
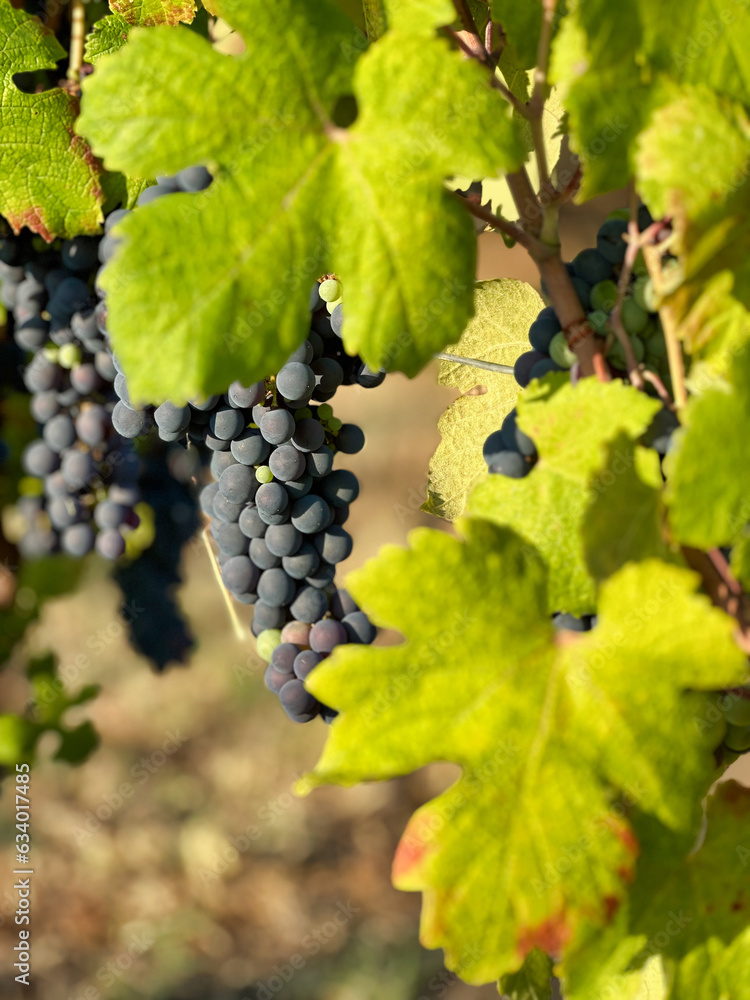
[{"x1": 2, "y1": 195, "x2": 748, "y2": 1000}]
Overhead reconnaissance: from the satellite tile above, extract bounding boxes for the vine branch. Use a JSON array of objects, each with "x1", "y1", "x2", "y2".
[
  {"x1": 458, "y1": 195, "x2": 538, "y2": 252},
  {"x1": 67, "y1": 0, "x2": 85, "y2": 85},
  {"x1": 528, "y1": 0, "x2": 558, "y2": 194}
]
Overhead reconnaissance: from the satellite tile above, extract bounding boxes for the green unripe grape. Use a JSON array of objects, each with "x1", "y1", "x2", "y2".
[
  {"x1": 642, "y1": 277, "x2": 658, "y2": 312},
  {"x1": 256, "y1": 629, "x2": 283, "y2": 662},
  {"x1": 607, "y1": 208, "x2": 630, "y2": 222},
  {"x1": 328, "y1": 417, "x2": 342, "y2": 432},
  {"x1": 58, "y1": 343, "x2": 82, "y2": 369},
  {"x1": 295, "y1": 407, "x2": 312, "y2": 421},
  {"x1": 607, "y1": 335, "x2": 644, "y2": 370},
  {"x1": 724, "y1": 723, "x2": 750, "y2": 753},
  {"x1": 622, "y1": 297, "x2": 649, "y2": 335},
  {"x1": 256, "y1": 465, "x2": 273, "y2": 484},
  {"x1": 632, "y1": 250, "x2": 649, "y2": 277},
  {"x1": 318, "y1": 403, "x2": 334, "y2": 420},
  {"x1": 646, "y1": 330, "x2": 668, "y2": 359},
  {"x1": 19, "y1": 476, "x2": 44, "y2": 496},
  {"x1": 42, "y1": 345, "x2": 59, "y2": 363},
  {"x1": 326, "y1": 297, "x2": 342, "y2": 315},
  {"x1": 726, "y1": 694, "x2": 750, "y2": 727},
  {"x1": 548, "y1": 332, "x2": 576, "y2": 369},
  {"x1": 319, "y1": 278, "x2": 341, "y2": 303},
  {"x1": 633, "y1": 275, "x2": 650, "y2": 311},
  {"x1": 590, "y1": 280, "x2": 618, "y2": 313},
  {"x1": 587, "y1": 309, "x2": 609, "y2": 334}
]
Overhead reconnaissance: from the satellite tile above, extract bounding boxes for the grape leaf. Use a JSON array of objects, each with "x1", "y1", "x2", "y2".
[
  {"x1": 0, "y1": 1, "x2": 103, "y2": 240},
  {"x1": 84, "y1": 13, "x2": 131, "y2": 62},
  {"x1": 550, "y1": 0, "x2": 750, "y2": 199},
  {"x1": 636, "y1": 88, "x2": 750, "y2": 360},
  {"x1": 564, "y1": 783, "x2": 750, "y2": 1000},
  {"x1": 423, "y1": 280, "x2": 542, "y2": 521},
  {"x1": 490, "y1": 0, "x2": 542, "y2": 69},
  {"x1": 500, "y1": 948, "x2": 555, "y2": 1000},
  {"x1": 730, "y1": 532, "x2": 750, "y2": 591},
  {"x1": 76, "y1": 0, "x2": 525, "y2": 403},
  {"x1": 110, "y1": 0, "x2": 196, "y2": 26},
  {"x1": 666, "y1": 340, "x2": 750, "y2": 548},
  {"x1": 384, "y1": 0, "x2": 455, "y2": 33},
  {"x1": 468, "y1": 378, "x2": 660, "y2": 614},
  {"x1": 582, "y1": 434, "x2": 672, "y2": 583},
  {"x1": 303, "y1": 520, "x2": 745, "y2": 984}
]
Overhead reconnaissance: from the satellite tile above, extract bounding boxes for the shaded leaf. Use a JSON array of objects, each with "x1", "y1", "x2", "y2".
[
  {"x1": 424, "y1": 280, "x2": 542, "y2": 520},
  {"x1": 468, "y1": 378, "x2": 660, "y2": 614}
]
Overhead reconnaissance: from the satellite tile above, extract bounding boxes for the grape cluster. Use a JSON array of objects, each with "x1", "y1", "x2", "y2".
[
  {"x1": 194, "y1": 279, "x2": 382, "y2": 723},
  {"x1": 91, "y1": 172, "x2": 384, "y2": 721},
  {"x1": 0, "y1": 227, "x2": 141, "y2": 559},
  {"x1": 114, "y1": 442, "x2": 200, "y2": 671},
  {"x1": 722, "y1": 688, "x2": 750, "y2": 760},
  {"x1": 482, "y1": 207, "x2": 684, "y2": 482}
]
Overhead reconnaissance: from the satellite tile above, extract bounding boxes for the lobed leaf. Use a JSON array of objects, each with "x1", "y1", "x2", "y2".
[
  {"x1": 77, "y1": 0, "x2": 525, "y2": 402},
  {"x1": 303, "y1": 520, "x2": 746, "y2": 984},
  {"x1": 564, "y1": 782, "x2": 750, "y2": 1000},
  {"x1": 0, "y1": 0, "x2": 103, "y2": 239}
]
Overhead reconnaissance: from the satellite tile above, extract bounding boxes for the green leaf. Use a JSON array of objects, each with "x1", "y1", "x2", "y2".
[
  {"x1": 730, "y1": 531, "x2": 750, "y2": 591},
  {"x1": 303, "y1": 521, "x2": 745, "y2": 983},
  {"x1": 500, "y1": 948, "x2": 555, "y2": 1000},
  {"x1": 0, "y1": 715, "x2": 38, "y2": 765},
  {"x1": 550, "y1": 0, "x2": 750, "y2": 199},
  {"x1": 490, "y1": 0, "x2": 542, "y2": 69},
  {"x1": 666, "y1": 340, "x2": 750, "y2": 547},
  {"x1": 481, "y1": 80, "x2": 566, "y2": 225},
  {"x1": 636, "y1": 88, "x2": 750, "y2": 358},
  {"x1": 54, "y1": 721, "x2": 99, "y2": 764},
  {"x1": 383, "y1": 0, "x2": 455, "y2": 33},
  {"x1": 565, "y1": 783, "x2": 750, "y2": 1000},
  {"x1": 0, "y1": 1, "x2": 103, "y2": 239},
  {"x1": 77, "y1": 0, "x2": 525, "y2": 402},
  {"x1": 582, "y1": 434, "x2": 672, "y2": 582},
  {"x1": 468, "y1": 378, "x2": 660, "y2": 614},
  {"x1": 110, "y1": 0, "x2": 196, "y2": 25},
  {"x1": 424, "y1": 280, "x2": 541, "y2": 521},
  {"x1": 84, "y1": 13, "x2": 131, "y2": 62}
]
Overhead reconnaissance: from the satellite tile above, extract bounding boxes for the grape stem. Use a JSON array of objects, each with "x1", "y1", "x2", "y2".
[
  {"x1": 608, "y1": 187, "x2": 646, "y2": 391},
  {"x1": 201, "y1": 522, "x2": 248, "y2": 642},
  {"x1": 434, "y1": 352, "x2": 515, "y2": 375},
  {"x1": 447, "y1": 4, "x2": 530, "y2": 118},
  {"x1": 682, "y1": 547, "x2": 750, "y2": 652},
  {"x1": 362, "y1": 0, "x2": 387, "y2": 40},
  {"x1": 458, "y1": 196, "x2": 537, "y2": 251},
  {"x1": 67, "y1": 0, "x2": 86, "y2": 85},
  {"x1": 642, "y1": 245, "x2": 688, "y2": 409}
]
